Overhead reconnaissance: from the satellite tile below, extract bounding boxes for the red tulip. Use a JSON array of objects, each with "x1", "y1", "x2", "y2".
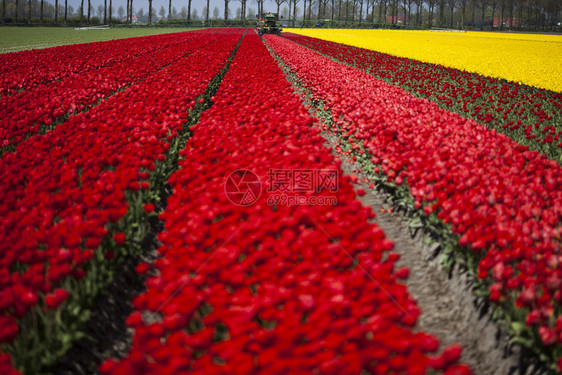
[
  {"x1": 104, "y1": 32, "x2": 470, "y2": 374},
  {"x1": 113, "y1": 233, "x2": 126, "y2": 245},
  {"x1": 45, "y1": 288, "x2": 69, "y2": 309}
]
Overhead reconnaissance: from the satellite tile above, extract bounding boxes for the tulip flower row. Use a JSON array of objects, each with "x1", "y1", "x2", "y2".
[
  {"x1": 265, "y1": 34, "x2": 562, "y2": 370},
  {"x1": 102, "y1": 32, "x2": 469, "y2": 375},
  {"x1": 0, "y1": 30, "x2": 242, "y2": 374},
  {"x1": 282, "y1": 33, "x2": 562, "y2": 163},
  {"x1": 1, "y1": 32, "x2": 225, "y2": 152},
  {"x1": 286, "y1": 29, "x2": 562, "y2": 93},
  {"x1": 0, "y1": 31, "x2": 199, "y2": 98}
]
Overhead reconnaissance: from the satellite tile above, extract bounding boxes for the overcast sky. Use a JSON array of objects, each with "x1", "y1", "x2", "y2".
[{"x1": 63, "y1": 0, "x2": 284, "y2": 18}]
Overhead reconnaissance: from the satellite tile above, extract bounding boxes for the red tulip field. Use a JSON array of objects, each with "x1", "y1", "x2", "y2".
[{"x1": 1, "y1": 28, "x2": 561, "y2": 374}]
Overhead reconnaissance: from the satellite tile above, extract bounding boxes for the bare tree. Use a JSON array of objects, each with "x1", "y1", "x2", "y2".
[
  {"x1": 533, "y1": 0, "x2": 540, "y2": 30},
  {"x1": 378, "y1": 0, "x2": 385, "y2": 22},
  {"x1": 205, "y1": 0, "x2": 209, "y2": 22},
  {"x1": 457, "y1": 0, "x2": 467, "y2": 28},
  {"x1": 428, "y1": 0, "x2": 438, "y2": 26},
  {"x1": 317, "y1": 0, "x2": 324, "y2": 18},
  {"x1": 546, "y1": 0, "x2": 560, "y2": 30},
  {"x1": 224, "y1": 0, "x2": 229, "y2": 19},
  {"x1": 358, "y1": 0, "x2": 364, "y2": 21},
  {"x1": 256, "y1": 0, "x2": 264, "y2": 15},
  {"x1": 447, "y1": 0, "x2": 456, "y2": 27},
  {"x1": 383, "y1": 0, "x2": 389, "y2": 22},
  {"x1": 489, "y1": 0, "x2": 498, "y2": 29},
  {"x1": 293, "y1": 0, "x2": 300, "y2": 24},
  {"x1": 338, "y1": 0, "x2": 342, "y2": 21},
  {"x1": 405, "y1": 0, "x2": 413, "y2": 25},
  {"x1": 498, "y1": 0, "x2": 506, "y2": 29},
  {"x1": 415, "y1": 0, "x2": 422, "y2": 25},
  {"x1": 237, "y1": 0, "x2": 243, "y2": 19},
  {"x1": 168, "y1": 0, "x2": 171, "y2": 22},
  {"x1": 478, "y1": 0, "x2": 486, "y2": 29},
  {"x1": 507, "y1": 0, "x2": 513, "y2": 28},
  {"x1": 187, "y1": 0, "x2": 192, "y2": 20},
  {"x1": 437, "y1": 0, "x2": 445, "y2": 26},
  {"x1": 275, "y1": 0, "x2": 286, "y2": 14}
]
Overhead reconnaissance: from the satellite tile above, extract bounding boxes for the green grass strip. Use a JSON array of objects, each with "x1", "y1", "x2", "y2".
[{"x1": 0, "y1": 27, "x2": 197, "y2": 54}]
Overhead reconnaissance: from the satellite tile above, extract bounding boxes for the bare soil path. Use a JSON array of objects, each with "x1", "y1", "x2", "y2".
[{"x1": 326, "y1": 134, "x2": 546, "y2": 375}]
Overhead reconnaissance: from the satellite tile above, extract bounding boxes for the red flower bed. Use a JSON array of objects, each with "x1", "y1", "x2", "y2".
[
  {"x1": 0, "y1": 31, "x2": 198, "y2": 98},
  {"x1": 0, "y1": 31, "x2": 223, "y2": 150},
  {"x1": 0, "y1": 30, "x2": 241, "y2": 373},
  {"x1": 282, "y1": 33, "x2": 562, "y2": 161},
  {"x1": 265, "y1": 34, "x2": 562, "y2": 369},
  {"x1": 102, "y1": 32, "x2": 469, "y2": 375}
]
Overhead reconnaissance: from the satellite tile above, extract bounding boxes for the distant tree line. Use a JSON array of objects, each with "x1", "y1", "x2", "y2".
[
  {"x1": 295, "y1": 0, "x2": 560, "y2": 30},
  {"x1": 1, "y1": 0, "x2": 560, "y2": 31},
  {"x1": 0, "y1": 0, "x2": 111, "y2": 24}
]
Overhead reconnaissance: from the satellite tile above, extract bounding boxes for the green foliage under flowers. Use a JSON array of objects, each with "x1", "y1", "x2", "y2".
[
  {"x1": 285, "y1": 35, "x2": 562, "y2": 165},
  {"x1": 315, "y1": 96, "x2": 560, "y2": 373},
  {"x1": 1, "y1": 34, "x2": 243, "y2": 374},
  {"x1": 272, "y1": 48, "x2": 559, "y2": 371}
]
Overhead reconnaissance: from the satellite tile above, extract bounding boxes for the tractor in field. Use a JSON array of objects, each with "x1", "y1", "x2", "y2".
[{"x1": 256, "y1": 12, "x2": 282, "y2": 37}]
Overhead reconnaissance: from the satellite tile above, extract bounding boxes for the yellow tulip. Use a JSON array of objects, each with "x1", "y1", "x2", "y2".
[{"x1": 286, "y1": 29, "x2": 562, "y2": 93}]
